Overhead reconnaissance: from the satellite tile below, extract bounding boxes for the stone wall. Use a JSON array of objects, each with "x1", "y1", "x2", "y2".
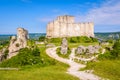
[{"x1": 46, "y1": 15, "x2": 94, "y2": 38}]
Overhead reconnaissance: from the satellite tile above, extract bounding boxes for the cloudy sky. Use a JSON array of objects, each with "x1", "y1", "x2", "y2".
[{"x1": 0, "y1": 0, "x2": 120, "y2": 34}]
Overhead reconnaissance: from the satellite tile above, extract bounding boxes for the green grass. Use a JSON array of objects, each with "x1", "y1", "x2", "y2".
[
  {"x1": 0, "y1": 63, "x2": 79, "y2": 80},
  {"x1": 83, "y1": 60, "x2": 120, "y2": 80},
  {"x1": 0, "y1": 47, "x2": 79, "y2": 80},
  {"x1": 68, "y1": 42, "x2": 99, "y2": 48},
  {"x1": 46, "y1": 36, "x2": 99, "y2": 47}
]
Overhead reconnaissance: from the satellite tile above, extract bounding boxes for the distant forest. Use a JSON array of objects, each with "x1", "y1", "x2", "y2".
[{"x1": 0, "y1": 32, "x2": 120, "y2": 41}]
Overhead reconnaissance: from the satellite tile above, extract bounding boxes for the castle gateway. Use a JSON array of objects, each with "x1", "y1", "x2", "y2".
[{"x1": 46, "y1": 15, "x2": 94, "y2": 38}]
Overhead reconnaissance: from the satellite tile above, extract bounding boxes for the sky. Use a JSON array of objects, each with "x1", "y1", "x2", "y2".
[{"x1": 0, "y1": 0, "x2": 120, "y2": 34}]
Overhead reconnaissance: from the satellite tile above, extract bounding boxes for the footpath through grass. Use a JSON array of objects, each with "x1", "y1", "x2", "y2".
[{"x1": 0, "y1": 47, "x2": 79, "y2": 80}]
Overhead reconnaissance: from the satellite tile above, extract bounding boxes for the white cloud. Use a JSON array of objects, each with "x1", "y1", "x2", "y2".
[{"x1": 76, "y1": 0, "x2": 120, "y2": 25}]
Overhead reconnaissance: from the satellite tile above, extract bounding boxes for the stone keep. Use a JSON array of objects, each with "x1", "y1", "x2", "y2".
[
  {"x1": 8, "y1": 27, "x2": 29, "y2": 58},
  {"x1": 46, "y1": 15, "x2": 94, "y2": 38}
]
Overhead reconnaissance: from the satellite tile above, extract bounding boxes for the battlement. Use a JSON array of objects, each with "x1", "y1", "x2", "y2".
[
  {"x1": 46, "y1": 15, "x2": 94, "y2": 38},
  {"x1": 56, "y1": 15, "x2": 74, "y2": 23}
]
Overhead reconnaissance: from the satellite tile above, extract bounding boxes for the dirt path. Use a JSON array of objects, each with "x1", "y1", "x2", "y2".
[{"x1": 46, "y1": 47, "x2": 101, "y2": 80}]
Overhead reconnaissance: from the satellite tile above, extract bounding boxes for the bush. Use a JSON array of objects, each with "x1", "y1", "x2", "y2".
[
  {"x1": 0, "y1": 47, "x2": 41, "y2": 67},
  {"x1": 47, "y1": 38, "x2": 62, "y2": 43},
  {"x1": 39, "y1": 36, "x2": 46, "y2": 42},
  {"x1": 98, "y1": 39, "x2": 120, "y2": 60},
  {"x1": 98, "y1": 51, "x2": 115, "y2": 60},
  {"x1": 91, "y1": 37, "x2": 98, "y2": 42},
  {"x1": 47, "y1": 36, "x2": 98, "y2": 44},
  {"x1": 27, "y1": 40, "x2": 35, "y2": 47},
  {"x1": 68, "y1": 36, "x2": 97, "y2": 43},
  {"x1": 107, "y1": 39, "x2": 114, "y2": 44},
  {"x1": 69, "y1": 37, "x2": 78, "y2": 43}
]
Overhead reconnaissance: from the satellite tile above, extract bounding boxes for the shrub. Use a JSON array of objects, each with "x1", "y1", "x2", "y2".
[
  {"x1": 47, "y1": 38, "x2": 62, "y2": 43},
  {"x1": 107, "y1": 39, "x2": 114, "y2": 44},
  {"x1": 98, "y1": 51, "x2": 115, "y2": 60},
  {"x1": 39, "y1": 36, "x2": 46, "y2": 42},
  {"x1": 67, "y1": 36, "x2": 97, "y2": 43},
  {"x1": 98, "y1": 39, "x2": 120, "y2": 60},
  {"x1": 0, "y1": 47, "x2": 41, "y2": 67},
  {"x1": 69, "y1": 37, "x2": 78, "y2": 43},
  {"x1": 27, "y1": 40, "x2": 35, "y2": 47},
  {"x1": 91, "y1": 37, "x2": 98, "y2": 42}
]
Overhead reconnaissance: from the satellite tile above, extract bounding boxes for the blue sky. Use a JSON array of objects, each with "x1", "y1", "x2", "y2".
[{"x1": 0, "y1": 0, "x2": 120, "y2": 34}]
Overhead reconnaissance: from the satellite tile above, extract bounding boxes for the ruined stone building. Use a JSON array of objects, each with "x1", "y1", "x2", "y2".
[{"x1": 46, "y1": 15, "x2": 94, "y2": 38}]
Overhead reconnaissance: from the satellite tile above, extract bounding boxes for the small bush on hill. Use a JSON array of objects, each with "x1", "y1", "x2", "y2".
[
  {"x1": 112, "y1": 40, "x2": 120, "y2": 56},
  {"x1": 91, "y1": 37, "x2": 98, "y2": 42},
  {"x1": 69, "y1": 37, "x2": 78, "y2": 43},
  {"x1": 0, "y1": 47, "x2": 41, "y2": 67},
  {"x1": 27, "y1": 40, "x2": 35, "y2": 47},
  {"x1": 98, "y1": 39, "x2": 120, "y2": 60},
  {"x1": 47, "y1": 36, "x2": 98, "y2": 44},
  {"x1": 107, "y1": 39, "x2": 114, "y2": 44},
  {"x1": 68, "y1": 36, "x2": 98, "y2": 43},
  {"x1": 39, "y1": 36, "x2": 46, "y2": 42},
  {"x1": 47, "y1": 38, "x2": 62, "y2": 43},
  {"x1": 98, "y1": 51, "x2": 115, "y2": 60}
]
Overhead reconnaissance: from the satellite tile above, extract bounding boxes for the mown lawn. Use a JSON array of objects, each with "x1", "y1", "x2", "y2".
[{"x1": 84, "y1": 60, "x2": 120, "y2": 80}]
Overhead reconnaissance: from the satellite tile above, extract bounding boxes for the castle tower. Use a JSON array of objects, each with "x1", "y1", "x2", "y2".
[{"x1": 46, "y1": 15, "x2": 94, "y2": 38}]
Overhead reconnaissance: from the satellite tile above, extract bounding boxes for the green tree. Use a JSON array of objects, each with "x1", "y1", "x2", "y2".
[
  {"x1": 39, "y1": 36, "x2": 46, "y2": 42},
  {"x1": 111, "y1": 40, "x2": 120, "y2": 58}
]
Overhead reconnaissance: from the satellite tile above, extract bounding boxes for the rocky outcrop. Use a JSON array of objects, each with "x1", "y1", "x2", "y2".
[
  {"x1": 46, "y1": 15, "x2": 94, "y2": 38},
  {"x1": 76, "y1": 46, "x2": 86, "y2": 54},
  {"x1": 76, "y1": 45, "x2": 101, "y2": 55},
  {"x1": 61, "y1": 38, "x2": 68, "y2": 54},
  {"x1": 8, "y1": 28, "x2": 29, "y2": 59}
]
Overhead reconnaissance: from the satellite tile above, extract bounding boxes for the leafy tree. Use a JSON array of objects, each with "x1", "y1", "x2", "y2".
[
  {"x1": 98, "y1": 39, "x2": 120, "y2": 60},
  {"x1": 39, "y1": 36, "x2": 46, "y2": 42},
  {"x1": 111, "y1": 40, "x2": 120, "y2": 58}
]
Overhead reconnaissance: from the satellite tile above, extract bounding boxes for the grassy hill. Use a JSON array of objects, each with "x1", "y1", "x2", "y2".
[{"x1": 0, "y1": 44, "x2": 79, "y2": 80}]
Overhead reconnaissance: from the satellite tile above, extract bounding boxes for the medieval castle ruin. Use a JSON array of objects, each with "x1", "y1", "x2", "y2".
[{"x1": 46, "y1": 15, "x2": 94, "y2": 38}]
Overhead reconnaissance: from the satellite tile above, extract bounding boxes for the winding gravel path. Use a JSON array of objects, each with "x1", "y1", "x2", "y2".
[{"x1": 46, "y1": 47, "x2": 101, "y2": 80}]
